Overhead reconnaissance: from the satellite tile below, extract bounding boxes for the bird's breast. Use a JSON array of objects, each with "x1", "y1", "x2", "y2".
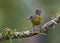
[{"x1": 31, "y1": 19, "x2": 40, "y2": 25}]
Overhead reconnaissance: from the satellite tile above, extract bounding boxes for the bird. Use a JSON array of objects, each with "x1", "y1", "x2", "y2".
[{"x1": 27, "y1": 9, "x2": 41, "y2": 31}]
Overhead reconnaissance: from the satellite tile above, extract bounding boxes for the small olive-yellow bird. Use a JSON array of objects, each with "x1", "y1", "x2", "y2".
[{"x1": 27, "y1": 9, "x2": 41, "y2": 31}]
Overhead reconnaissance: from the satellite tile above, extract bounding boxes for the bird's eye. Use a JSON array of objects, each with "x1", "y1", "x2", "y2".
[{"x1": 30, "y1": 16, "x2": 33, "y2": 18}]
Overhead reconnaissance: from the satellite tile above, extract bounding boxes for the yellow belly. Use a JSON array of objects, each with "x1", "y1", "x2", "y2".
[
  {"x1": 31, "y1": 19, "x2": 40, "y2": 26},
  {"x1": 31, "y1": 15, "x2": 41, "y2": 26}
]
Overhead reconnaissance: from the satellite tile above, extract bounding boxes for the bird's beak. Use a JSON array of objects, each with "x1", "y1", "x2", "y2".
[{"x1": 27, "y1": 17, "x2": 31, "y2": 20}]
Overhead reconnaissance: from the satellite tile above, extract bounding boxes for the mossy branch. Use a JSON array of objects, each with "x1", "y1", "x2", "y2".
[{"x1": 0, "y1": 15, "x2": 60, "y2": 42}]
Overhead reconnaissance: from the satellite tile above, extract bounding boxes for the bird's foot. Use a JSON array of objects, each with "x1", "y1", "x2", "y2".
[{"x1": 31, "y1": 28, "x2": 35, "y2": 32}]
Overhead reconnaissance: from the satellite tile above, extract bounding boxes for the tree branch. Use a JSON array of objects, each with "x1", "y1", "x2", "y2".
[{"x1": 0, "y1": 15, "x2": 60, "y2": 42}]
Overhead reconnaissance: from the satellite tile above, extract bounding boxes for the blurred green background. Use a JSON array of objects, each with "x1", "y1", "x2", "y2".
[{"x1": 0, "y1": 0, "x2": 60, "y2": 43}]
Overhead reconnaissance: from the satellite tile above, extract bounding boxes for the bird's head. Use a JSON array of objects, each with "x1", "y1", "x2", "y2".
[{"x1": 27, "y1": 16, "x2": 34, "y2": 20}]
